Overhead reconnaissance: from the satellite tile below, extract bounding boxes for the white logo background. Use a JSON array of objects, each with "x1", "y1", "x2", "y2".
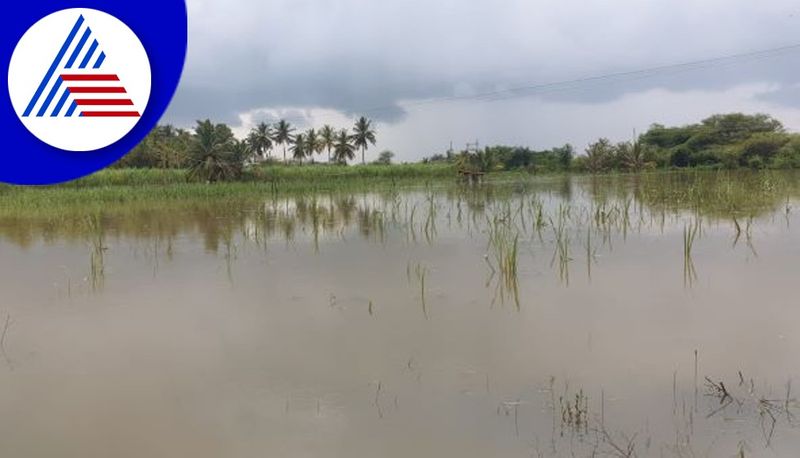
[{"x1": 7, "y1": 8, "x2": 151, "y2": 152}]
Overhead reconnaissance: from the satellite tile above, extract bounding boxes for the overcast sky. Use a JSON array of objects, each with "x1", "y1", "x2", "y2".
[{"x1": 163, "y1": 0, "x2": 800, "y2": 161}]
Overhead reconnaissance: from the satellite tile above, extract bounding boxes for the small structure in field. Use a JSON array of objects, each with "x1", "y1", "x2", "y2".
[{"x1": 457, "y1": 169, "x2": 485, "y2": 184}]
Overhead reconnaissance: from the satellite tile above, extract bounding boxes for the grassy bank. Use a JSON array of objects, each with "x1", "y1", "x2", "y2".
[
  {"x1": 51, "y1": 163, "x2": 457, "y2": 188},
  {"x1": 1, "y1": 165, "x2": 796, "y2": 220},
  {"x1": 0, "y1": 163, "x2": 464, "y2": 215}
]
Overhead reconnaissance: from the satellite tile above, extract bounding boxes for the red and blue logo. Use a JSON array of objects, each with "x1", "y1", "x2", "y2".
[
  {"x1": 2, "y1": 1, "x2": 186, "y2": 184},
  {"x1": 22, "y1": 14, "x2": 142, "y2": 120}
]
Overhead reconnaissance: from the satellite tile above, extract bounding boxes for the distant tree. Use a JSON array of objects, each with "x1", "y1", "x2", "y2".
[
  {"x1": 478, "y1": 150, "x2": 499, "y2": 172},
  {"x1": 187, "y1": 120, "x2": 244, "y2": 182},
  {"x1": 555, "y1": 144, "x2": 574, "y2": 170},
  {"x1": 118, "y1": 125, "x2": 191, "y2": 168},
  {"x1": 273, "y1": 119, "x2": 295, "y2": 162},
  {"x1": 774, "y1": 136, "x2": 800, "y2": 169},
  {"x1": 319, "y1": 125, "x2": 336, "y2": 162},
  {"x1": 333, "y1": 129, "x2": 355, "y2": 164},
  {"x1": 701, "y1": 113, "x2": 783, "y2": 144},
  {"x1": 230, "y1": 139, "x2": 253, "y2": 166},
  {"x1": 503, "y1": 147, "x2": 533, "y2": 170},
  {"x1": 585, "y1": 138, "x2": 614, "y2": 173},
  {"x1": 374, "y1": 150, "x2": 395, "y2": 165},
  {"x1": 247, "y1": 122, "x2": 273, "y2": 161},
  {"x1": 424, "y1": 153, "x2": 448, "y2": 163},
  {"x1": 641, "y1": 113, "x2": 787, "y2": 168},
  {"x1": 456, "y1": 149, "x2": 496, "y2": 173},
  {"x1": 737, "y1": 132, "x2": 790, "y2": 166},
  {"x1": 151, "y1": 125, "x2": 191, "y2": 168},
  {"x1": 670, "y1": 145, "x2": 692, "y2": 167},
  {"x1": 305, "y1": 128, "x2": 322, "y2": 162},
  {"x1": 352, "y1": 116, "x2": 377, "y2": 164},
  {"x1": 640, "y1": 123, "x2": 696, "y2": 149},
  {"x1": 618, "y1": 138, "x2": 648, "y2": 172},
  {"x1": 291, "y1": 133, "x2": 308, "y2": 163}
]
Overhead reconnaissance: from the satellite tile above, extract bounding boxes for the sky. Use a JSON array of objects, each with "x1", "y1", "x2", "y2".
[{"x1": 163, "y1": 0, "x2": 800, "y2": 162}]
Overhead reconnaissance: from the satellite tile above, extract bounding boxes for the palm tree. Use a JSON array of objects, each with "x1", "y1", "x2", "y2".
[
  {"x1": 231, "y1": 139, "x2": 253, "y2": 166},
  {"x1": 585, "y1": 138, "x2": 613, "y2": 174},
  {"x1": 188, "y1": 120, "x2": 243, "y2": 182},
  {"x1": 352, "y1": 116, "x2": 377, "y2": 164},
  {"x1": 333, "y1": 129, "x2": 355, "y2": 164},
  {"x1": 623, "y1": 137, "x2": 647, "y2": 172},
  {"x1": 319, "y1": 125, "x2": 335, "y2": 163},
  {"x1": 246, "y1": 122, "x2": 273, "y2": 162},
  {"x1": 291, "y1": 133, "x2": 307, "y2": 164},
  {"x1": 273, "y1": 119, "x2": 295, "y2": 162},
  {"x1": 305, "y1": 129, "x2": 321, "y2": 163}
]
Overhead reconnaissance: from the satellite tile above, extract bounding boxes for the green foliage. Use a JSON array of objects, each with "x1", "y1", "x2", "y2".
[
  {"x1": 117, "y1": 112, "x2": 800, "y2": 182},
  {"x1": 273, "y1": 119, "x2": 295, "y2": 162},
  {"x1": 291, "y1": 133, "x2": 308, "y2": 163},
  {"x1": 737, "y1": 133, "x2": 789, "y2": 164},
  {"x1": 555, "y1": 144, "x2": 574, "y2": 170},
  {"x1": 774, "y1": 137, "x2": 800, "y2": 169},
  {"x1": 442, "y1": 144, "x2": 575, "y2": 173},
  {"x1": 333, "y1": 129, "x2": 356, "y2": 163},
  {"x1": 585, "y1": 138, "x2": 614, "y2": 173},
  {"x1": 615, "y1": 139, "x2": 649, "y2": 172},
  {"x1": 639, "y1": 113, "x2": 791, "y2": 169},
  {"x1": 305, "y1": 128, "x2": 323, "y2": 161},
  {"x1": 246, "y1": 122, "x2": 273, "y2": 161},
  {"x1": 352, "y1": 116, "x2": 377, "y2": 164},
  {"x1": 187, "y1": 120, "x2": 247, "y2": 182},
  {"x1": 319, "y1": 125, "x2": 336, "y2": 162},
  {"x1": 115, "y1": 125, "x2": 191, "y2": 169},
  {"x1": 374, "y1": 150, "x2": 395, "y2": 165}
]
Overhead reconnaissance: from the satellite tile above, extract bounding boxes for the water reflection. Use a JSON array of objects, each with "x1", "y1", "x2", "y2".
[{"x1": 0, "y1": 171, "x2": 798, "y2": 457}]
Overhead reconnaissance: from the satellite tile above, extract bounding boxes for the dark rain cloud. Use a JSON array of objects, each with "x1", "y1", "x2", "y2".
[{"x1": 163, "y1": 0, "x2": 800, "y2": 128}]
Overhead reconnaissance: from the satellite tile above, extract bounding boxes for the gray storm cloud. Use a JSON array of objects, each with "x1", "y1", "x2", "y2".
[{"x1": 163, "y1": 0, "x2": 800, "y2": 160}]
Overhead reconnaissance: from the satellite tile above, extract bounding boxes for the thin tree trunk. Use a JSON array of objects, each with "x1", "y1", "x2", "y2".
[
  {"x1": 362, "y1": 147, "x2": 365, "y2": 165},
  {"x1": 283, "y1": 146, "x2": 286, "y2": 162}
]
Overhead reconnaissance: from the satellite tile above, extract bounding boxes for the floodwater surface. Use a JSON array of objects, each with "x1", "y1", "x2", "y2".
[{"x1": 0, "y1": 172, "x2": 798, "y2": 457}]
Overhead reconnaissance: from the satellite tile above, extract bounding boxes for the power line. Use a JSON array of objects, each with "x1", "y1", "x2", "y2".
[
  {"x1": 393, "y1": 43, "x2": 800, "y2": 109},
  {"x1": 257, "y1": 42, "x2": 800, "y2": 127}
]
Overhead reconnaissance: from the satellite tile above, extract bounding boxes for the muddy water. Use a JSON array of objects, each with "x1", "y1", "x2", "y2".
[{"x1": 0, "y1": 172, "x2": 798, "y2": 457}]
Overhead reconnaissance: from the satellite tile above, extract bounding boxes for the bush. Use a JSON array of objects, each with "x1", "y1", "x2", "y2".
[
  {"x1": 374, "y1": 150, "x2": 395, "y2": 165},
  {"x1": 738, "y1": 133, "x2": 790, "y2": 165},
  {"x1": 670, "y1": 146, "x2": 691, "y2": 167},
  {"x1": 773, "y1": 138, "x2": 800, "y2": 169},
  {"x1": 747, "y1": 156, "x2": 765, "y2": 170}
]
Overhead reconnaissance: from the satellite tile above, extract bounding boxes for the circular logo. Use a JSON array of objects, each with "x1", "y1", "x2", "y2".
[
  {"x1": 8, "y1": 9, "x2": 151, "y2": 152},
  {"x1": 0, "y1": 1, "x2": 186, "y2": 185}
]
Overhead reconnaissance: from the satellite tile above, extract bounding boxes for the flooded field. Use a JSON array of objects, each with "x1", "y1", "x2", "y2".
[{"x1": 0, "y1": 171, "x2": 798, "y2": 457}]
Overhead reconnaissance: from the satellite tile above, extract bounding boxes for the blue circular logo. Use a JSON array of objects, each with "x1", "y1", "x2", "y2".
[{"x1": 2, "y1": 1, "x2": 187, "y2": 185}]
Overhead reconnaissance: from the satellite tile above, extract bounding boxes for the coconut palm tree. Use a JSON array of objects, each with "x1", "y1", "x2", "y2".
[
  {"x1": 187, "y1": 120, "x2": 243, "y2": 182},
  {"x1": 246, "y1": 122, "x2": 273, "y2": 162},
  {"x1": 273, "y1": 119, "x2": 295, "y2": 162},
  {"x1": 305, "y1": 128, "x2": 321, "y2": 163},
  {"x1": 291, "y1": 133, "x2": 307, "y2": 164},
  {"x1": 622, "y1": 138, "x2": 647, "y2": 172},
  {"x1": 585, "y1": 138, "x2": 613, "y2": 174},
  {"x1": 319, "y1": 125, "x2": 336, "y2": 163},
  {"x1": 352, "y1": 116, "x2": 377, "y2": 164},
  {"x1": 333, "y1": 129, "x2": 355, "y2": 164}
]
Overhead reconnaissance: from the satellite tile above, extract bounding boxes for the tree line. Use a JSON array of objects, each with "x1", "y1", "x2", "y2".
[
  {"x1": 118, "y1": 112, "x2": 800, "y2": 182},
  {"x1": 425, "y1": 113, "x2": 800, "y2": 173},
  {"x1": 117, "y1": 116, "x2": 378, "y2": 181}
]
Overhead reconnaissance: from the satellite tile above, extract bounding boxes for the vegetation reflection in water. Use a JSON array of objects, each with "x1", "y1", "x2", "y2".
[
  {"x1": 2, "y1": 171, "x2": 793, "y2": 294},
  {"x1": 0, "y1": 170, "x2": 798, "y2": 457}
]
